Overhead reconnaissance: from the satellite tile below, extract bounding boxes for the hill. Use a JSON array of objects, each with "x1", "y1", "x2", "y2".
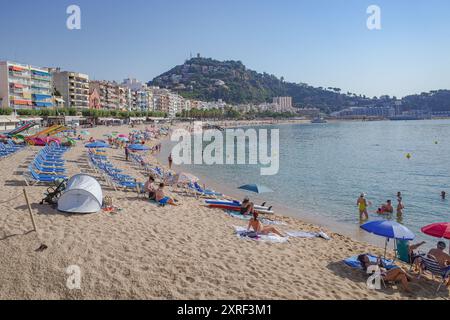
[
  {"x1": 149, "y1": 57, "x2": 359, "y2": 112},
  {"x1": 149, "y1": 57, "x2": 450, "y2": 113}
]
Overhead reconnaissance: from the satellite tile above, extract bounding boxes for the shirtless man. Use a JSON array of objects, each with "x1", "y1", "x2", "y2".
[
  {"x1": 247, "y1": 212, "x2": 284, "y2": 237},
  {"x1": 357, "y1": 194, "x2": 369, "y2": 220},
  {"x1": 428, "y1": 242, "x2": 450, "y2": 268},
  {"x1": 378, "y1": 200, "x2": 393, "y2": 214},
  {"x1": 155, "y1": 183, "x2": 178, "y2": 206},
  {"x1": 144, "y1": 175, "x2": 156, "y2": 200}
]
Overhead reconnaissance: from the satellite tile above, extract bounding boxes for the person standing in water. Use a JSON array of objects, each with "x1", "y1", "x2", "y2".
[
  {"x1": 397, "y1": 192, "x2": 404, "y2": 215},
  {"x1": 397, "y1": 197, "x2": 405, "y2": 217},
  {"x1": 442, "y1": 191, "x2": 446, "y2": 200},
  {"x1": 357, "y1": 193, "x2": 369, "y2": 220}
]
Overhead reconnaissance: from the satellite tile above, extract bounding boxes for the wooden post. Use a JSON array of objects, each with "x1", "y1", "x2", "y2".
[{"x1": 23, "y1": 188, "x2": 38, "y2": 233}]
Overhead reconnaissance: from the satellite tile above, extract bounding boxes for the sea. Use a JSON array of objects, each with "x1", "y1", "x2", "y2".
[{"x1": 158, "y1": 120, "x2": 450, "y2": 249}]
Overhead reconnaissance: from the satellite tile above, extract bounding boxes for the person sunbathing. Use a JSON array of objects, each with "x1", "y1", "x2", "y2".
[
  {"x1": 357, "y1": 254, "x2": 412, "y2": 293},
  {"x1": 247, "y1": 211, "x2": 284, "y2": 237},
  {"x1": 155, "y1": 183, "x2": 178, "y2": 206}
]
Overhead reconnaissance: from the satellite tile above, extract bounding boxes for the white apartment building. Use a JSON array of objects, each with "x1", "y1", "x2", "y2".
[
  {"x1": 0, "y1": 61, "x2": 53, "y2": 111},
  {"x1": 51, "y1": 69, "x2": 89, "y2": 109},
  {"x1": 273, "y1": 96, "x2": 293, "y2": 111}
]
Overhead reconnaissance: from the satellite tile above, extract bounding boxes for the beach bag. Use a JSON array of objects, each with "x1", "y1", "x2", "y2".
[
  {"x1": 243, "y1": 231, "x2": 259, "y2": 239},
  {"x1": 103, "y1": 196, "x2": 113, "y2": 208}
]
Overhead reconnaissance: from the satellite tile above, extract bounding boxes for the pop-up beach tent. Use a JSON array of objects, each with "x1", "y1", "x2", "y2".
[{"x1": 58, "y1": 174, "x2": 103, "y2": 214}]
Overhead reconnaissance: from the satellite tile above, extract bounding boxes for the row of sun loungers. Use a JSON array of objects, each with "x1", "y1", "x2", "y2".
[
  {"x1": 25, "y1": 145, "x2": 69, "y2": 185},
  {"x1": 128, "y1": 152, "x2": 222, "y2": 198},
  {"x1": 0, "y1": 140, "x2": 25, "y2": 159},
  {"x1": 87, "y1": 150, "x2": 143, "y2": 193}
]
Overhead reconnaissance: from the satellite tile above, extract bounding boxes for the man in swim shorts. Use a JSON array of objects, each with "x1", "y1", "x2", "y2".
[{"x1": 155, "y1": 183, "x2": 178, "y2": 206}]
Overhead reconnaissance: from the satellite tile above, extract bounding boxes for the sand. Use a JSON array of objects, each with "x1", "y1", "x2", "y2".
[{"x1": 0, "y1": 123, "x2": 448, "y2": 300}]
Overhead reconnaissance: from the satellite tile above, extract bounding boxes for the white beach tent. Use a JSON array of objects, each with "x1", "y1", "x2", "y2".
[{"x1": 58, "y1": 174, "x2": 103, "y2": 214}]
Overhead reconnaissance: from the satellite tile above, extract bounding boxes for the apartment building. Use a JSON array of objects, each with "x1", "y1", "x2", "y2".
[
  {"x1": 0, "y1": 61, "x2": 53, "y2": 110},
  {"x1": 118, "y1": 86, "x2": 132, "y2": 110},
  {"x1": 89, "y1": 80, "x2": 119, "y2": 110},
  {"x1": 273, "y1": 96, "x2": 293, "y2": 111},
  {"x1": 51, "y1": 68, "x2": 89, "y2": 109},
  {"x1": 121, "y1": 79, "x2": 155, "y2": 111}
]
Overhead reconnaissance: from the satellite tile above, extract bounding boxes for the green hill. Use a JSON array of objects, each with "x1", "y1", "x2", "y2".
[
  {"x1": 148, "y1": 57, "x2": 450, "y2": 113},
  {"x1": 149, "y1": 57, "x2": 358, "y2": 112}
]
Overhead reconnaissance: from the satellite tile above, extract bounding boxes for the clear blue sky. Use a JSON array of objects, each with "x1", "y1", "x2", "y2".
[{"x1": 1, "y1": 0, "x2": 449, "y2": 97}]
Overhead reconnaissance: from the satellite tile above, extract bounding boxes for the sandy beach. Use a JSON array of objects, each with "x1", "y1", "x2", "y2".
[{"x1": 0, "y1": 122, "x2": 448, "y2": 300}]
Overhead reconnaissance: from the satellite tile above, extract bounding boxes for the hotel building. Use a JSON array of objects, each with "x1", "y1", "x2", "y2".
[
  {"x1": 51, "y1": 69, "x2": 89, "y2": 109},
  {"x1": 0, "y1": 61, "x2": 53, "y2": 111}
]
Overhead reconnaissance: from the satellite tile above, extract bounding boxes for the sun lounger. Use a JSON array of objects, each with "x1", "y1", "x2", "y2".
[
  {"x1": 33, "y1": 161, "x2": 66, "y2": 174},
  {"x1": 27, "y1": 166, "x2": 68, "y2": 185}
]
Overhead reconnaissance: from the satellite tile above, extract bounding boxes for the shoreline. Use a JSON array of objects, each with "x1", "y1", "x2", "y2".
[
  {"x1": 155, "y1": 125, "x2": 387, "y2": 250},
  {"x1": 0, "y1": 121, "x2": 447, "y2": 300}
]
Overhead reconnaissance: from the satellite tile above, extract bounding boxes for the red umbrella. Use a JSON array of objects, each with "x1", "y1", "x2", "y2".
[
  {"x1": 421, "y1": 222, "x2": 450, "y2": 253},
  {"x1": 421, "y1": 222, "x2": 450, "y2": 239}
]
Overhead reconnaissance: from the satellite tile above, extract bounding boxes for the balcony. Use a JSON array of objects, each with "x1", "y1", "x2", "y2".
[
  {"x1": 31, "y1": 80, "x2": 51, "y2": 88},
  {"x1": 9, "y1": 71, "x2": 31, "y2": 79}
]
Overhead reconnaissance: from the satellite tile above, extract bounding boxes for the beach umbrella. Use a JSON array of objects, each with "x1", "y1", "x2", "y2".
[
  {"x1": 85, "y1": 141, "x2": 109, "y2": 148},
  {"x1": 80, "y1": 130, "x2": 90, "y2": 136},
  {"x1": 238, "y1": 184, "x2": 273, "y2": 194},
  {"x1": 421, "y1": 222, "x2": 450, "y2": 252},
  {"x1": 118, "y1": 137, "x2": 129, "y2": 142},
  {"x1": 128, "y1": 144, "x2": 150, "y2": 151},
  {"x1": 361, "y1": 220, "x2": 415, "y2": 257},
  {"x1": 118, "y1": 134, "x2": 128, "y2": 138}
]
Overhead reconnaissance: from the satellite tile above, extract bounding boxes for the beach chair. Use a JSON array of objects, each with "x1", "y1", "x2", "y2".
[
  {"x1": 33, "y1": 161, "x2": 66, "y2": 174},
  {"x1": 35, "y1": 156, "x2": 66, "y2": 167},
  {"x1": 419, "y1": 256, "x2": 450, "y2": 294},
  {"x1": 193, "y1": 182, "x2": 223, "y2": 197},
  {"x1": 26, "y1": 166, "x2": 68, "y2": 185}
]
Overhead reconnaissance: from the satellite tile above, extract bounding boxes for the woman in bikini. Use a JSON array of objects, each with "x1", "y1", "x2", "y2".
[
  {"x1": 357, "y1": 254, "x2": 413, "y2": 293},
  {"x1": 247, "y1": 211, "x2": 284, "y2": 237}
]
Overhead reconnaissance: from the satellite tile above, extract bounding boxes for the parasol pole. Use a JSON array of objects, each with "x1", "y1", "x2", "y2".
[{"x1": 384, "y1": 238, "x2": 388, "y2": 258}]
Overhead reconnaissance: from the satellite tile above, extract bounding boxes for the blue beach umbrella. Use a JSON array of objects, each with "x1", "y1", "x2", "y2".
[
  {"x1": 361, "y1": 220, "x2": 415, "y2": 257},
  {"x1": 238, "y1": 184, "x2": 273, "y2": 194},
  {"x1": 85, "y1": 141, "x2": 110, "y2": 148},
  {"x1": 128, "y1": 144, "x2": 150, "y2": 151}
]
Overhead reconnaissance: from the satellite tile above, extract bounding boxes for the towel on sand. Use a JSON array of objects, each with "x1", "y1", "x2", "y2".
[
  {"x1": 226, "y1": 211, "x2": 286, "y2": 225},
  {"x1": 344, "y1": 254, "x2": 395, "y2": 270},
  {"x1": 286, "y1": 230, "x2": 331, "y2": 240},
  {"x1": 233, "y1": 226, "x2": 289, "y2": 243}
]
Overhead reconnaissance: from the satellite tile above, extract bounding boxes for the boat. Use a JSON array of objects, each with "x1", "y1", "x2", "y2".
[
  {"x1": 311, "y1": 117, "x2": 327, "y2": 124},
  {"x1": 205, "y1": 199, "x2": 274, "y2": 215}
]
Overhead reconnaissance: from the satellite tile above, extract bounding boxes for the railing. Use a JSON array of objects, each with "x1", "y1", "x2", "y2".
[
  {"x1": 31, "y1": 80, "x2": 51, "y2": 88},
  {"x1": 9, "y1": 78, "x2": 31, "y2": 86}
]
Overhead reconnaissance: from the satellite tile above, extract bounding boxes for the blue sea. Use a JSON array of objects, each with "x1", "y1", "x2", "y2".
[{"x1": 159, "y1": 120, "x2": 450, "y2": 248}]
